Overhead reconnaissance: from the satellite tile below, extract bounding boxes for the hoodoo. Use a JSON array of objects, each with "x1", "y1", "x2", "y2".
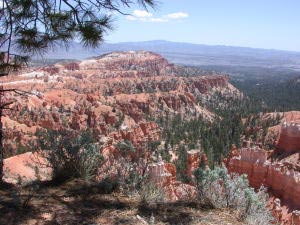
[
  {"x1": 277, "y1": 122, "x2": 300, "y2": 154},
  {"x1": 225, "y1": 121, "x2": 300, "y2": 224}
]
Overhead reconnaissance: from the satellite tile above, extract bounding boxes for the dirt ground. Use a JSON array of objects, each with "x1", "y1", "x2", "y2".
[{"x1": 0, "y1": 179, "x2": 244, "y2": 225}]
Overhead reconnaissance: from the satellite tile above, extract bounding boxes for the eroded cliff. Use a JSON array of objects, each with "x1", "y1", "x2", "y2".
[
  {"x1": 1, "y1": 51, "x2": 237, "y2": 158},
  {"x1": 225, "y1": 119, "x2": 300, "y2": 224}
]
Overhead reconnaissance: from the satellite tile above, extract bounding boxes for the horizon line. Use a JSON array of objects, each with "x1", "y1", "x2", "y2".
[{"x1": 104, "y1": 39, "x2": 300, "y2": 54}]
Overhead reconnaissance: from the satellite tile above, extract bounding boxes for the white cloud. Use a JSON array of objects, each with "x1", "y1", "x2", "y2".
[
  {"x1": 165, "y1": 12, "x2": 189, "y2": 19},
  {"x1": 126, "y1": 10, "x2": 189, "y2": 23},
  {"x1": 149, "y1": 18, "x2": 168, "y2": 23},
  {"x1": 133, "y1": 10, "x2": 153, "y2": 18}
]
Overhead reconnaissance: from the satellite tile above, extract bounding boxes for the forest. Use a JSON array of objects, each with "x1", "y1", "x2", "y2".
[
  {"x1": 195, "y1": 65, "x2": 300, "y2": 112},
  {"x1": 154, "y1": 89, "x2": 282, "y2": 181}
]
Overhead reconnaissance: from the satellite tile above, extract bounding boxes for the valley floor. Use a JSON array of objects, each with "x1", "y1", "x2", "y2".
[{"x1": 0, "y1": 179, "x2": 244, "y2": 225}]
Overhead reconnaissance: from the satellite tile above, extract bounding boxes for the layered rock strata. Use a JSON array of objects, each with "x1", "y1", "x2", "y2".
[{"x1": 225, "y1": 120, "x2": 300, "y2": 224}]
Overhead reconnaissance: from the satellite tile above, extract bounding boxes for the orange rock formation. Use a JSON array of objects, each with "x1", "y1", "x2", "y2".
[
  {"x1": 277, "y1": 122, "x2": 300, "y2": 154},
  {"x1": 1, "y1": 51, "x2": 236, "y2": 158},
  {"x1": 3, "y1": 152, "x2": 51, "y2": 184},
  {"x1": 225, "y1": 119, "x2": 300, "y2": 225},
  {"x1": 1, "y1": 51, "x2": 236, "y2": 202}
]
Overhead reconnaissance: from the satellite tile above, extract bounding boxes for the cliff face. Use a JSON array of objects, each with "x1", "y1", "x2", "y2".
[
  {"x1": 277, "y1": 122, "x2": 300, "y2": 154},
  {"x1": 226, "y1": 146, "x2": 300, "y2": 208},
  {"x1": 226, "y1": 147, "x2": 300, "y2": 224},
  {"x1": 264, "y1": 111, "x2": 300, "y2": 148},
  {"x1": 225, "y1": 120, "x2": 300, "y2": 224}
]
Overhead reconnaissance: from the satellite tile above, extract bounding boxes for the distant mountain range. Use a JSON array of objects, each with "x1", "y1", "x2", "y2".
[{"x1": 37, "y1": 40, "x2": 300, "y2": 71}]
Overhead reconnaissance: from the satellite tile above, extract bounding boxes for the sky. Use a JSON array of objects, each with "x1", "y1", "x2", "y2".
[{"x1": 106, "y1": 0, "x2": 300, "y2": 52}]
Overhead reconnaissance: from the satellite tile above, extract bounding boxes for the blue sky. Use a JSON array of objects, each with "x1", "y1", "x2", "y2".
[{"x1": 106, "y1": 0, "x2": 300, "y2": 52}]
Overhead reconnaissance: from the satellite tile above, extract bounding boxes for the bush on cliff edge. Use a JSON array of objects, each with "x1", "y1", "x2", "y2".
[{"x1": 194, "y1": 167, "x2": 274, "y2": 225}]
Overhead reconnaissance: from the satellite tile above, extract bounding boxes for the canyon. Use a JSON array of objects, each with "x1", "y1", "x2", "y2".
[
  {"x1": 3, "y1": 51, "x2": 300, "y2": 224},
  {"x1": 1, "y1": 51, "x2": 236, "y2": 158},
  {"x1": 1, "y1": 51, "x2": 235, "y2": 199},
  {"x1": 0, "y1": 51, "x2": 300, "y2": 225}
]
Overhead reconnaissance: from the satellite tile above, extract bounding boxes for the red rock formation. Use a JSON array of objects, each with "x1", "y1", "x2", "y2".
[
  {"x1": 147, "y1": 160, "x2": 175, "y2": 187},
  {"x1": 164, "y1": 182, "x2": 197, "y2": 201},
  {"x1": 1, "y1": 51, "x2": 236, "y2": 157},
  {"x1": 227, "y1": 117, "x2": 300, "y2": 224},
  {"x1": 109, "y1": 122, "x2": 160, "y2": 148},
  {"x1": 264, "y1": 111, "x2": 300, "y2": 148},
  {"x1": 3, "y1": 152, "x2": 51, "y2": 184},
  {"x1": 186, "y1": 149, "x2": 200, "y2": 177},
  {"x1": 146, "y1": 156, "x2": 198, "y2": 201},
  {"x1": 292, "y1": 211, "x2": 300, "y2": 225},
  {"x1": 225, "y1": 142, "x2": 300, "y2": 224},
  {"x1": 1, "y1": 51, "x2": 239, "y2": 205},
  {"x1": 64, "y1": 62, "x2": 80, "y2": 71},
  {"x1": 277, "y1": 122, "x2": 300, "y2": 154},
  {"x1": 192, "y1": 76, "x2": 229, "y2": 93}
]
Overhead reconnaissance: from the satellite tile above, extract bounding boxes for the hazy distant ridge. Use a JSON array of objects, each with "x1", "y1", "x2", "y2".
[{"x1": 39, "y1": 40, "x2": 300, "y2": 70}]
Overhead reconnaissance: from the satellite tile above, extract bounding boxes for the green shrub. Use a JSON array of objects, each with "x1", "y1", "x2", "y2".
[
  {"x1": 114, "y1": 140, "x2": 136, "y2": 158},
  {"x1": 35, "y1": 129, "x2": 103, "y2": 182},
  {"x1": 147, "y1": 141, "x2": 161, "y2": 152},
  {"x1": 139, "y1": 181, "x2": 164, "y2": 203},
  {"x1": 97, "y1": 176, "x2": 119, "y2": 194},
  {"x1": 16, "y1": 144, "x2": 28, "y2": 155},
  {"x1": 110, "y1": 160, "x2": 146, "y2": 196},
  {"x1": 194, "y1": 167, "x2": 274, "y2": 225}
]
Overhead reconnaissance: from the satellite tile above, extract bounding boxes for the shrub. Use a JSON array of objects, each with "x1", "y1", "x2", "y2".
[
  {"x1": 120, "y1": 165, "x2": 144, "y2": 195},
  {"x1": 194, "y1": 167, "x2": 274, "y2": 225},
  {"x1": 114, "y1": 140, "x2": 136, "y2": 158},
  {"x1": 97, "y1": 176, "x2": 119, "y2": 194},
  {"x1": 147, "y1": 141, "x2": 161, "y2": 152},
  {"x1": 35, "y1": 129, "x2": 103, "y2": 182},
  {"x1": 110, "y1": 159, "x2": 147, "y2": 196},
  {"x1": 113, "y1": 160, "x2": 164, "y2": 203},
  {"x1": 16, "y1": 144, "x2": 28, "y2": 155},
  {"x1": 139, "y1": 181, "x2": 164, "y2": 203},
  {"x1": 109, "y1": 159, "x2": 161, "y2": 201}
]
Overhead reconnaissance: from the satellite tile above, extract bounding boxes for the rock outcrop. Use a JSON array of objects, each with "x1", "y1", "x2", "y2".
[
  {"x1": 277, "y1": 122, "x2": 300, "y2": 154},
  {"x1": 186, "y1": 149, "x2": 201, "y2": 178},
  {"x1": 3, "y1": 152, "x2": 51, "y2": 184},
  {"x1": 226, "y1": 146, "x2": 300, "y2": 209},
  {"x1": 146, "y1": 156, "x2": 198, "y2": 201},
  {"x1": 225, "y1": 120, "x2": 300, "y2": 224},
  {"x1": 264, "y1": 111, "x2": 300, "y2": 148}
]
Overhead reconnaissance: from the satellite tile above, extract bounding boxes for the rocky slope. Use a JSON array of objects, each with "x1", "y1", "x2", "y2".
[
  {"x1": 1, "y1": 51, "x2": 238, "y2": 190},
  {"x1": 1, "y1": 51, "x2": 237, "y2": 157},
  {"x1": 225, "y1": 112, "x2": 300, "y2": 225}
]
